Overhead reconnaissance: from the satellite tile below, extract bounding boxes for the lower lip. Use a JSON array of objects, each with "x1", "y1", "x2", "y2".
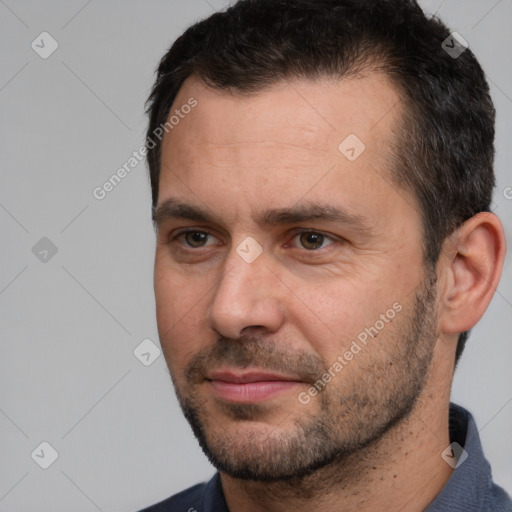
[{"x1": 208, "y1": 380, "x2": 301, "y2": 403}]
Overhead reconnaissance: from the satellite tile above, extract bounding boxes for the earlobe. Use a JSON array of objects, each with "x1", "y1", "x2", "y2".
[{"x1": 439, "y1": 212, "x2": 506, "y2": 335}]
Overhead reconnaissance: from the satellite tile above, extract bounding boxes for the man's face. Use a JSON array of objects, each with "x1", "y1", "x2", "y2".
[{"x1": 153, "y1": 74, "x2": 440, "y2": 480}]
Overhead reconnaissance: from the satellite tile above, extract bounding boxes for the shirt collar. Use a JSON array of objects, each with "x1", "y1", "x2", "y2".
[{"x1": 425, "y1": 402, "x2": 494, "y2": 510}]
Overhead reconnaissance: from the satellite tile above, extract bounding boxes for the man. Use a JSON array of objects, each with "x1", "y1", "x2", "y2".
[{"x1": 140, "y1": 0, "x2": 511, "y2": 510}]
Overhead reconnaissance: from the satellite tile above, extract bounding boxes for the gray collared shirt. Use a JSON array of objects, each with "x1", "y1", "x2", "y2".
[
  {"x1": 140, "y1": 403, "x2": 512, "y2": 511},
  {"x1": 425, "y1": 403, "x2": 511, "y2": 511}
]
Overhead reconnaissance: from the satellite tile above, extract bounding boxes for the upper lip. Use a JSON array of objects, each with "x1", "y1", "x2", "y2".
[{"x1": 206, "y1": 369, "x2": 301, "y2": 383}]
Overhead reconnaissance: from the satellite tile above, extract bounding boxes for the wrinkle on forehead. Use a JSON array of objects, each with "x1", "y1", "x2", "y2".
[{"x1": 163, "y1": 73, "x2": 403, "y2": 156}]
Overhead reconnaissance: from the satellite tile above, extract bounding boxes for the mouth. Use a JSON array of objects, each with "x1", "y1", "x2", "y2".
[{"x1": 205, "y1": 369, "x2": 303, "y2": 403}]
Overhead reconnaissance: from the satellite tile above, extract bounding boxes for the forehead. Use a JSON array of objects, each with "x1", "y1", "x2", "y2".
[
  {"x1": 156, "y1": 73, "x2": 415, "y2": 235},
  {"x1": 163, "y1": 73, "x2": 403, "y2": 160}
]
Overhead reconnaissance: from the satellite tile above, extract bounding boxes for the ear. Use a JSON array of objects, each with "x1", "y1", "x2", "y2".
[{"x1": 437, "y1": 212, "x2": 506, "y2": 335}]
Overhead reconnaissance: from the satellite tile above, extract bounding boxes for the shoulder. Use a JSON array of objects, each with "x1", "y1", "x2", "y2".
[
  {"x1": 138, "y1": 481, "x2": 208, "y2": 512},
  {"x1": 137, "y1": 473, "x2": 226, "y2": 512},
  {"x1": 426, "y1": 403, "x2": 512, "y2": 511}
]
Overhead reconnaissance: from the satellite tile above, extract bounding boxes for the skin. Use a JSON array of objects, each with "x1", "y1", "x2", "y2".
[{"x1": 153, "y1": 73, "x2": 506, "y2": 512}]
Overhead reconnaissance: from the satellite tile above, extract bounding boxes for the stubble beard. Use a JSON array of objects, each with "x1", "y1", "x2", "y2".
[{"x1": 169, "y1": 270, "x2": 439, "y2": 484}]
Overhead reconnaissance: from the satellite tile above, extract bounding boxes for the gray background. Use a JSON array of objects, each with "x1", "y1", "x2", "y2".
[{"x1": 1, "y1": 1, "x2": 511, "y2": 510}]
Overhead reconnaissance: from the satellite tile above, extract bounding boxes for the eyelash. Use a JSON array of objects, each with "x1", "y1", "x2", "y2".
[{"x1": 170, "y1": 229, "x2": 336, "y2": 251}]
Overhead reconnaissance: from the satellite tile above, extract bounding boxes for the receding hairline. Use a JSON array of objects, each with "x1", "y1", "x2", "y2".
[
  {"x1": 170, "y1": 50, "x2": 404, "y2": 100},
  {"x1": 160, "y1": 63, "x2": 419, "y2": 204},
  {"x1": 162, "y1": 65, "x2": 416, "y2": 202}
]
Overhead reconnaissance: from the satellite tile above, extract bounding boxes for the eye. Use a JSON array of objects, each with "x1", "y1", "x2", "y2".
[
  {"x1": 291, "y1": 231, "x2": 335, "y2": 250},
  {"x1": 170, "y1": 229, "x2": 336, "y2": 252},
  {"x1": 174, "y1": 230, "x2": 220, "y2": 248}
]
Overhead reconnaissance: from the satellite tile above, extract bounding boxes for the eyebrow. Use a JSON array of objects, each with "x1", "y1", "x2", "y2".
[{"x1": 152, "y1": 197, "x2": 373, "y2": 235}]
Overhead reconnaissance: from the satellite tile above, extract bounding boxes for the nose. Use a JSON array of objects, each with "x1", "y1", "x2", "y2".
[{"x1": 207, "y1": 244, "x2": 285, "y2": 339}]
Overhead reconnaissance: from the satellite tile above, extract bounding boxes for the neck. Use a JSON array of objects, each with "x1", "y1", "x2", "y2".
[{"x1": 220, "y1": 370, "x2": 454, "y2": 512}]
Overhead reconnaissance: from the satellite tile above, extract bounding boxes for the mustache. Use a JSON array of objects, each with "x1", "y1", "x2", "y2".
[{"x1": 184, "y1": 335, "x2": 326, "y2": 385}]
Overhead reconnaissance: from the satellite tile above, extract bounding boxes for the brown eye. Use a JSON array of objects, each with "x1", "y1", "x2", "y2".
[
  {"x1": 183, "y1": 231, "x2": 210, "y2": 247},
  {"x1": 298, "y1": 232, "x2": 330, "y2": 250}
]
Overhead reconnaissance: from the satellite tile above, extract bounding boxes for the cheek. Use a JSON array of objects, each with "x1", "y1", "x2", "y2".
[
  {"x1": 284, "y1": 283, "x2": 365, "y2": 362},
  {"x1": 155, "y1": 301, "x2": 200, "y2": 379},
  {"x1": 154, "y1": 269, "x2": 203, "y2": 368},
  {"x1": 154, "y1": 265, "x2": 214, "y2": 380},
  {"x1": 290, "y1": 279, "x2": 401, "y2": 364},
  {"x1": 154, "y1": 251, "x2": 192, "y2": 319},
  {"x1": 154, "y1": 272, "x2": 178, "y2": 333}
]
